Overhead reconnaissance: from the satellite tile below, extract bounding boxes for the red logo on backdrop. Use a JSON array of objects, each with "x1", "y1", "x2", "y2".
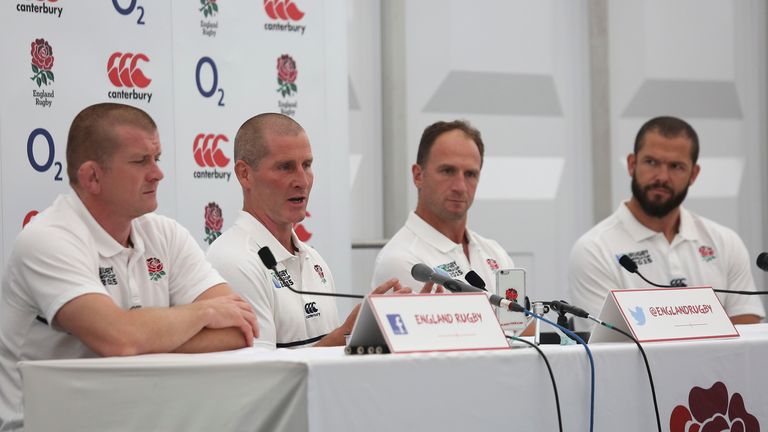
[
  {"x1": 193, "y1": 134, "x2": 230, "y2": 168},
  {"x1": 670, "y1": 381, "x2": 759, "y2": 432},
  {"x1": 204, "y1": 202, "x2": 223, "y2": 245},
  {"x1": 276, "y1": 54, "x2": 297, "y2": 97},
  {"x1": 294, "y1": 211, "x2": 312, "y2": 242},
  {"x1": 30, "y1": 38, "x2": 54, "y2": 87},
  {"x1": 264, "y1": 0, "x2": 304, "y2": 21},
  {"x1": 107, "y1": 52, "x2": 151, "y2": 88},
  {"x1": 22, "y1": 210, "x2": 39, "y2": 227}
]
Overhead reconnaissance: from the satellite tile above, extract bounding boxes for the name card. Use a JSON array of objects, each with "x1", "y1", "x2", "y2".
[
  {"x1": 590, "y1": 286, "x2": 738, "y2": 343},
  {"x1": 346, "y1": 293, "x2": 509, "y2": 354}
]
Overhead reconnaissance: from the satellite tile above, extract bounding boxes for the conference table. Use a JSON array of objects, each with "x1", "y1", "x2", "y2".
[{"x1": 20, "y1": 324, "x2": 768, "y2": 431}]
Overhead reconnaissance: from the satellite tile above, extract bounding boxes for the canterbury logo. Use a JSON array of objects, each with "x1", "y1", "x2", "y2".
[
  {"x1": 193, "y1": 134, "x2": 230, "y2": 168},
  {"x1": 107, "y1": 52, "x2": 151, "y2": 88},
  {"x1": 264, "y1": 0, "x2": 304, "y2": 21},
  {"x1": 304, "y1": 302, "x2": 318, "y2": 315}
]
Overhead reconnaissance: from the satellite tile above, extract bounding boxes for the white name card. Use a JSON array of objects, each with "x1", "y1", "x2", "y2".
[
  {"x1": 591, "y1": 286, "x2": 738, "y2": 343},
  {"x1": 347, "y1": 293, "x2": 509, "y2": 354}
]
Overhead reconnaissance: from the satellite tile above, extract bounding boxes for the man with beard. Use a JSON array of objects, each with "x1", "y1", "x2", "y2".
[{"x1": 568, "y1": 116, "x2": 764, "y2": 327}]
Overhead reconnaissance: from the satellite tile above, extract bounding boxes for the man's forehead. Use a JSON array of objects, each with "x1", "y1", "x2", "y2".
[{"x1": 639, "y1": 131, "x2": 693, "y2": 158}]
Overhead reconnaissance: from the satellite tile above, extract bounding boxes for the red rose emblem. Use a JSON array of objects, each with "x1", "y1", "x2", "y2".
[
  {"x1": 670, "y1": 382, "x2": 759, "y2": 432},
  {"x1": 31, "y1": 38, "x2": 54, "y2": 70},
  {"x1": 204, "y1": 202, "x2": 223, "y2": 232},
  {"x1": 277, "y1": 54, "x2": 297, "y2": 83},
  {"x1": 146, "y1": 257, "x2": 164, "y2": 273}
]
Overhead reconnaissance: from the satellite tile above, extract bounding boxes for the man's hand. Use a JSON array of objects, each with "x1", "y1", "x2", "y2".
[
  {"x1": 372, "y1": 277, "x2": 412, "y2": 295},
  {"x1": 418, "y1": 281, "x2": 445, "y2": 294},
  {"x1": 197, "y1": 293, "x2": 259, "y2": 346}
]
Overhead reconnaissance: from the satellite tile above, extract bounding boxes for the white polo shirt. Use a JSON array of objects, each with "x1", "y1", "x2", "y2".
[
  {"x1": 207, "y1": 211, "x2": 339, "y2": 350},
  {"x1": 372, "y1": 212, "x2": 514, "y2": 294},
  {"x1": 568, "y1": 203, "x2": 765, "y2": 324},
  {"x1": 0, "y1": 193, "x2": 223, "y2": 431}
]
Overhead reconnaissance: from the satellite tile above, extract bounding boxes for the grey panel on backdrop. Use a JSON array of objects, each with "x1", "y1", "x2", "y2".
[
  {"x1": 349, "y1": 76, "x2": 361, "y2": 111},
  {"x1": 622, "y1": 79, "x2": 742, "y2": 118},
  {"x1": 423, "y1": 71, "x2": 562, "y2": 116}
]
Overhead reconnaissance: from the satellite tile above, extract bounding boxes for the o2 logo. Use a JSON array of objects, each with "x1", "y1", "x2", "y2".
[
  {"x1": 27, "y1": 128, "x2": 63, "y2": 182},
  {"x1": 195, "y1": 57, "x2": 225, "y2": 107},
  {"x1": 112, "y1": 0, "x2": 145, "y2": 25}
]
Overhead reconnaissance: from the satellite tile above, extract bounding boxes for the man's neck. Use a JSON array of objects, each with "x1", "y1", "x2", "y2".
[
  {"x1": 78, "y1": 193, "x2": 133, "y2": 247},
  {"x1": 246, "y1": 209, "x2": 295, "y2": 254},
  {"x1": 414, "y1": 208, "x2": 468, "y2": 246},
  {"x1": 625, "y1": 199, "x2": 681, "y2": 243}
]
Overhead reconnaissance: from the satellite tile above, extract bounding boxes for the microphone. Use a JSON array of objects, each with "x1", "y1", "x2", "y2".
[
  {"x1": 464, "y1": 270, "x2": 487, "y2": 291},
  {"x1": 617, "y1": 254, "x2": 676, "y2": 288},
  {"x1": 548, "y1": 300, "x2": 589, "y2": 319},
  {"x1": 758, "y1": 252, "x2": 768, "y2": 272},
  {"x1": 618, "y1": 253, "x2": 768, "y2": 296},
  {"x1": 257, "y1": 246, "x2": 364, "y2": 299},
  {"x1": 410, "y1": 264, "x2": 525, "y2": 313}
]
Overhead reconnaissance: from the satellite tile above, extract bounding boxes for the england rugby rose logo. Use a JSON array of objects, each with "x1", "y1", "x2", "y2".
[
  {"x1": 199, "y1": 0, "x2": 218, "y2": 17},
  {"x1": 146, "y1": 257, "x2": 166, "y2": 281},
  {"x1": 204, "y1": 202, "x2": 223, "y2": 244},
  {"x1": 670, "y1": 381, "x2": 759, "y2": 432},
  {"x1": 276, "y1": 54, "x2": 297, "y2": 97},
  {"x1": 30, "y1": 38, "x2": 55, "y2": 87}
]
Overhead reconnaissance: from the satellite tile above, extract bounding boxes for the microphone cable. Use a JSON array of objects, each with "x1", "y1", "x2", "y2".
[
  {"x1": 506, "y1": 335, "x2": 562, "y2": 432},
  {"x1": 589, "y1": 317, "x2": 661, "y2": 432},
  {"x1": 524, "y1": 310, "x2": 594, "y2": 432}
]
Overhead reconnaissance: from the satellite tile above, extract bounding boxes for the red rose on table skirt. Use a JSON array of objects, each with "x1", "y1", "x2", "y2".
[{"x1": 669, "y1": 381, "x2": 759, "y2": 432}]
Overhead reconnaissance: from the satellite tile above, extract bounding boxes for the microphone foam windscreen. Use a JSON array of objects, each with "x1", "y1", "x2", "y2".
[
  {"x1": 411, "y1": 263, "x2": 434, "y2": 282},
  {"x1": 465, "y1": 271, "x2": 486, "y2": 289},
  {"x1": 618, "y1": 254, "x2": 638, "y2": 273},
  {"x1": 257, "y1": 246, "x2": 278, "y2": 269}
]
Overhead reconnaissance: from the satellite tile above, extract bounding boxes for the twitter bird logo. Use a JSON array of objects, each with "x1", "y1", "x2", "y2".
[{"x1": 628, "y1": 306, "x2": 646, "y2": 326}]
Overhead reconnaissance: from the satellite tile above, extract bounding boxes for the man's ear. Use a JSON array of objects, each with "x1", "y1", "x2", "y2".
[
  {"x1": 626, "y1": 153, "x2": 636, "y2": 177},
  {"x1": 412, "y1": 164, "x2": 423, "y2": 189},
  {"x1": 234, "y1": 160, "x2": 251, "y2": 189},
  {"x1": 77, "y1": 161, "x2": 102, "y2": 194},
  {"x1": 689, "y1": 163, "x2": 701, "y2": 186}
]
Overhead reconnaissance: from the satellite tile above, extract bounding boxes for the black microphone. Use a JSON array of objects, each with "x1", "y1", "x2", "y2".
[
  {"x1": 548, "y1": 300, "x2": 589, "y2": 319},
  {"x1": 757, "y1": 252, "x2": 768, "y2": 272},
  {"x1": 411, "y1": 264, "x2": 525, "y2": 312},
  {"x1": 619, "y1": 253, "x2": 768, "y2": 296},
  {"x1": 257, "y1": 246, "x2": 364, "y2": 299},
  {"x1": 617, "y1": 254, "x2": 676, "y2": 288},
  {"x1": 464, "y1": 270, "x2": 487, "y2": 291}
]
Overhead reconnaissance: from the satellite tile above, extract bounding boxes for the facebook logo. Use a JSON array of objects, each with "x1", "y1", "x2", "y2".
[{"x1": 386, "y1": 314, "x2": 408, "y2": 335}]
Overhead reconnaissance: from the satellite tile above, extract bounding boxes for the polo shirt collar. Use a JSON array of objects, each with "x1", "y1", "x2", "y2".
[
  {"x1": 405, "y1": 212, "x2": 461, "y2": 253},
  {"x1": 237, "y1": 211, "x2": 302, "y2": 264},
  {"x1": 65, "y1": 193, "x2": 129, "y2": 258},
  {"x1": 617, "y1": 201, "x2": 698, "y2": 243}
]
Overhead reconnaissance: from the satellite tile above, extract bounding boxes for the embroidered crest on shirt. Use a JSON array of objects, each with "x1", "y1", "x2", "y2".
[
  {"x1": 620, "y1": 250, "x2": 653, "y2": 266},
  {"x1": 486, "y1": 258, "x2": 499, "y2": 271},
  {"x1": 146, "y1": 257, "x2": 166, "y2": 281},
  {"x1": 99, "y1": 266, "x2": 118, "y2": 286},
  {"x1": 436, "y1": 261, "x2": 463, "y2": 278},
  {"x1": 270, "y1": 269, "x2": 294, "y2": 288},
  {"x1": 698, "y1": 246, "x2": 716, "y2": 263},
  {"x1": 313, "y1": 264, "x2": 327, "y2": 284}
]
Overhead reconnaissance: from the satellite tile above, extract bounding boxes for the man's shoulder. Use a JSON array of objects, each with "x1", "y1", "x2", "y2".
[
  {"x1": 573, "y1": 210, "x2": 626, "y2": 250},
  {"x1": 684, "y1": 209, "x2": 745, "y2": 249}
]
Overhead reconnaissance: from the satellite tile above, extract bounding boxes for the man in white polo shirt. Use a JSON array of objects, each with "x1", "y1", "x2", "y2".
[
  {"x1": 372, "y1": 120, "x2": 514, "y2": 294},
  {"x1": 568, "y1": 116, "x2": 765, "y2": 325},
  {"x1": 0, "y1": 103, "x2": 258, "y2": 431},
  {"x1": 207, "y1": 113, "x2": 409, "y2": 349}
]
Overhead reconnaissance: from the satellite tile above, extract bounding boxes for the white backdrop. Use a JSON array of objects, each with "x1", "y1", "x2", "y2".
[{"x1": 0, "y1": 0, "x2": 351, "y2": 293}]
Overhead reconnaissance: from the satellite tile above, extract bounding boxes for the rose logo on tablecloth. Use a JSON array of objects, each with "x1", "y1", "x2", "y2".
[
  {"x1": 146, "y1": 257, "x2": 166, "y2": 282},
  {"x1": 204, "y1": 202, "x2": 223, "y2": 245},
  {"x1": 276, "y1": 54, "x2": 297, "y2": 97},
  {"x1": 670, "y1": 381, "x2": 759, "y2": 432},
  {"x1": 30, "y1": 38, "x2": 55, "y2": 87}
]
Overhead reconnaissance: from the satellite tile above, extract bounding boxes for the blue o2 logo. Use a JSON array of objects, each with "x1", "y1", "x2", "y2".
[
  {"x1": 112, "y1": 0, "x2": 145, "y2": 25},
  {"x1": 27, "y1": 128, "x2": 63, "y2": 181},
  {"x1": 195, "y1": 56, "x2": 225, "y2": 107}
]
